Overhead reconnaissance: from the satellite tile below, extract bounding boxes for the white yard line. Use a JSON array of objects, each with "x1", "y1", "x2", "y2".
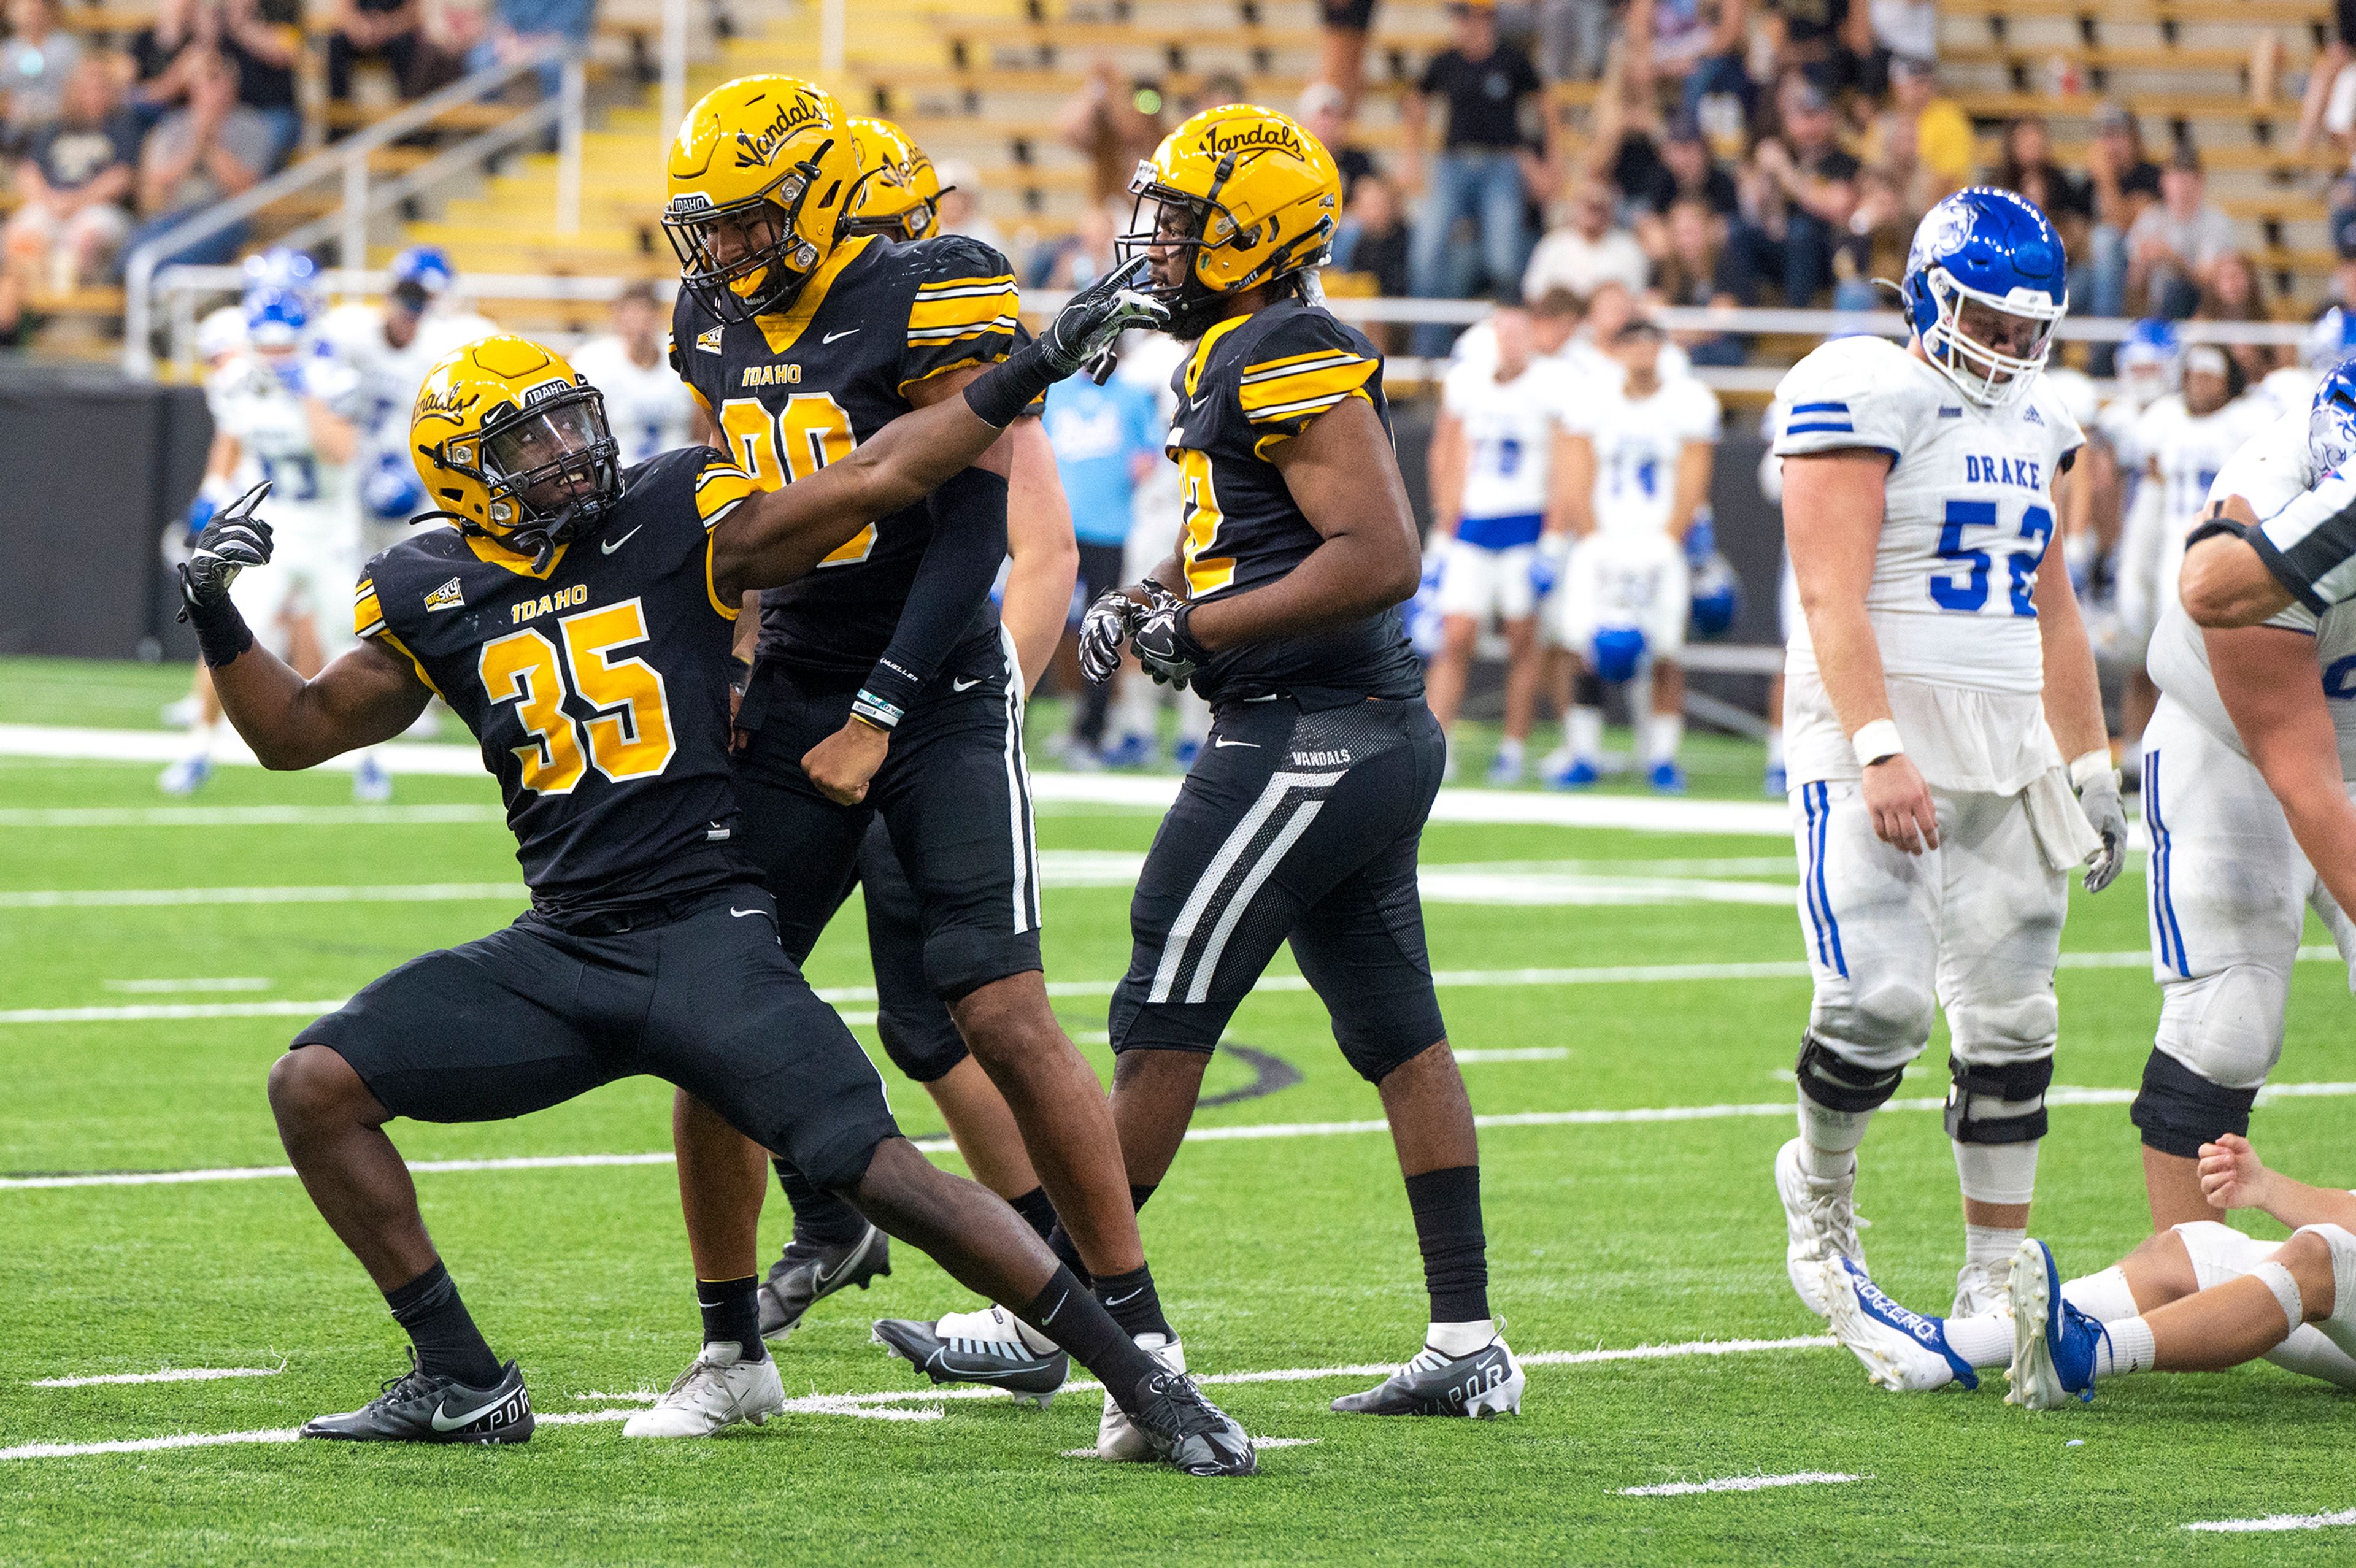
[
  {"x1": 0, "y1": 884, "x2": 529, "y2": 910},
  {"x1": 0, "y1": 805, "x2": 509, "y2": 828},
  {"x1": 2184, "y1": 1508, "x2": 2356, "y2": 1533},
  {"x1": 1454, "y1": 1048, "x2": 1571, "y2": 1063},
  {"x1": 102, "y1": 978, "x2": 272, "y2": 994},
  {"x1": 1619, "y1": 1472, "x2": 1866, "y2": 1497},
  {"x1": 28, "y1": 1366, "x2": 282, "y2": 1388}
]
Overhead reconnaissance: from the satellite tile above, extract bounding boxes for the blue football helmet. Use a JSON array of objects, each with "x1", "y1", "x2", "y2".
[
  {"x1": 390, "y1": 244, "x2": 455, "y2": 301},
  {"x1": 1689, "y1": 551, "x2": 1741, "y2": 639},
  {"x1": 242, "y1": 286, "x2": 312, "y2": 352},
  {"x1": 2115, "y1": 318, "x2": 2182, "y2": 408},
  {"x1": 2311, "y1": 358, "x2": 2356, "y2": 477},
  {"x1": 241, "y1": 247, "x2": 318, "y2": 300},
  {"x1": 362, "y1": 448, "x2": 426, "y2": 521},
  {"x1": 1900, "y1": 188, "x2": 2069, "y2": 410},
  {"x1": 1590, "y1": 625, "x2": 1648, "y2": 683}
]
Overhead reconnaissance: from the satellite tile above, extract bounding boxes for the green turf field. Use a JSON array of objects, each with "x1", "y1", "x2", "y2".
[{"x1": 2, "y1": 656, "x2": 2353, "y2": 1564}]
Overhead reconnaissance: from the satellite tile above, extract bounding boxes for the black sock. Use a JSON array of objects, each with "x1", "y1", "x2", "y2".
[
  {"x1": 1093, "y1": 1263, "x2": 1175, "y2": 1342},
  {"x1": 384, "y1": 1260, "x2": 502, "y2": 1387},
  {"x1": 777, "y1": 1158, "x2": 869, "y2": 1247},
  {"x1": 1404, "y1": 1164, "x2": 1490, "y2": 1324},
  {"x1": 1018, "y1": 1264, "x2": 1161, "y2": 1409},
  {"x1": 1007, "y1": 1185, "x2": 1058, "y2": 1243},
  {"x1": 698, "y1": 1275, "x2": 766, "y2": 1362},
  {"x1": 1044, "y1": 1221, "x2": 1093, "y2": 1290}
]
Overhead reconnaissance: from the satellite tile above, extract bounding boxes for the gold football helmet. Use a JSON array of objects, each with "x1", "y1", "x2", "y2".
[
  {"x1": 664, "y1": 75, "x2": 861, "y2": 322},
  {"x1": 841, "y1": 117, "x2": 947, "y2": 243},
  {"x1": 410, "y1": 335, "x2": 620, "y2": 568},
  {"x1": 1118, "y1": 103, "x2": 1341, "y2": 337}
]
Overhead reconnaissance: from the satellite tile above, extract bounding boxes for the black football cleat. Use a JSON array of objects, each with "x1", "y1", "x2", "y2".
[
  {"x1": 1126, "y1": 1370, "x2": 1258, "y2": 1477},
  {"x1": 1330, "y1": 1339, "x2": 1525, "y2": 1418},
  {"x1": 871, "y1": 1305, "x2": 1070, "y2": 1407},
  {"x1": 758, "y1": 1223, "x2": 891, "y2": 1339},
  {"x1": 299, "y1": 1353, "x2": 534, "y2": 1443}
]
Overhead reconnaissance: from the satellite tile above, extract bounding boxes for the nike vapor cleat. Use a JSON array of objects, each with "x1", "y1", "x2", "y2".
[
  {"x1": 1547, "y1": 756, "x2": 1600, "y2": 790},
  {"x1": 1951, "y1": 1258, "x2": 2011, "y2": 1321},
  {"x1": 758, "y1": 1223, "x2": 890, "y2": 1339},
  {"x1": 622, "y1": 1340, "x2": 785, "y2": 1437},
  {"x1": 1098, "y1": 1333, "x2": 1184, "y2": 1460},
  {"x1": 299, "y1": 1352, "x2": 533, "y2": 1443},
  {"x1": 158, "y1": 755, "x2": 211, "y2": 796},
  {"x1": 2006, "y1": 1239, "x2": 2106, "y2": 1410},
  {"x1": 1819, "y1": 1257, "x2": 1976, "y2": 1393},
  {"x1": 1647, "y1": 759, "x2": 1687, "y2": 794},
  {"x1": 1776, "y1": 1136, "x2": 1866, "y2": 1318},
  {"x1": 871, "y1": 1304, "x2": 1069, "y2": 1407},
  {"x1": 352, "y1": 754, "x2": 392, "y2": 803},
  {"x1": 1125, "y1": 1370, "x2": 1257, "y2": 1477},
  {"x1": 1331, "y1": 1337, "x2": 1526, "y2": 1416}
]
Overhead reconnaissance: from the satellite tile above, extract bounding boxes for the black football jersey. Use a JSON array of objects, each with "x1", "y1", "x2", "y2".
[
  {"x1": 355, "y1": 447, "x2": 761, "y2": 913},
  {"x1": 671, "y1": 233, "x2": 1020, "y2": 679},
  {"x1": 1164, "y1": 299, "x2": 1424, "y2": 709}
]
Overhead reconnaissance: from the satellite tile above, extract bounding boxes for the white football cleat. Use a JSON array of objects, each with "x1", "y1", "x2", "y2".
[
  {"x1": 1098, "y1": 1334, "x2": 1184, "y2": 1461},
  {"x1": 352, "y1": 755, "x2": 392, "y2": 804},
  {"x1": 1776, "y1": 1136, "x2": 1866, "y2": 1318},
  {"x1": 1819, "y1": 1257, "x2": 1976, "y2": 1394},
  {"x1": 1950, "y1": 1258, "x2": 2011, "y2": 1321},
  {"x1": 621, "y1": 1342, "x2": 785, "y2": 1437},
  {"x1": 158, "y1": 755, "x2": 211, "y2": 796}
]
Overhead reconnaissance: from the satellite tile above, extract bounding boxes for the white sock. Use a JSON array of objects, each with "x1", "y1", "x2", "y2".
[
  {"x1": 1766, "y1": 728, "x2": 1786, "y2": 767},
  {"x1": 1944, "y1": 1312, "x2": 2015, "y2": 1369},
  {"x1": 1798, "y1": 1093, "x2": 1870, "y2": 1180},
  {"x1": 1954, "y1": 1137, "x2": 2040, "y2": 1207},
  {"x1": 2265, "y1": 1325, "x2": 2356, "y2": 1390},
  {"x1": 1427, "y1": 1318, "x2": 1495, "y2": 1357},
  {"x1": 1568, "y1": 705, "x2": 1603, "y2": 761},
  {"x1": 1115, "y1": 676, "x2": 1157, "y2": 741},
  {"x1": 2093, "y1": 1315, "x2": 2156, "y2": 1378},
  {"x1": 1644, "y1": 712, "x2": 1683, "y2": 766},
  {"x1": 1965, "y1": 1223, "x2": 2027, "y2": 1275},
  {"x1": 2060, "y1": 1265, "x2": 2141, "y2": 1323},
  {"x1": 1494, "y1": 737, "x2": 1523, "y2": 768},
  {"x1": 184, "y1": 720, "x2": 218, "y2": 761}
]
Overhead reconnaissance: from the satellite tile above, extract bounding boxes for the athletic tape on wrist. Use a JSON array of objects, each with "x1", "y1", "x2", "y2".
[
  {"x1": 2069, "y1": 750, "x2": 2114, "y2": 790},
  {"x1": 2253, "y1": 1259, "x2": 2304, "y2": 1336},
  {"x1": 1850, "y1": 718, "x2": 1904, "y2": 768}
]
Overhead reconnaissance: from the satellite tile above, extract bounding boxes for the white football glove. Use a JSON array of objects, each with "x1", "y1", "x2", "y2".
[{"x1": 2076, "y1": 760, "x2": 2128, "y2": 894}]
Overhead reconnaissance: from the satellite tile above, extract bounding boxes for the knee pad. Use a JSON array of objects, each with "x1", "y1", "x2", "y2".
[
  {"x1": 2154, "y1": 963, "x2": 2289, "y2": 1092},
  {"x1": 2291, "y1": 1224, "x2": 2356, "y2": 1329},
  {"x1": 1795, "y1": 1032, "x2": 1908, "y2": 1114},
  {"x1": 2130, "y1": 1048, "x2": 2260, "y2": 1159},
  {"x1": 1944, "y1": 1051, "x2": 2052, "y2": 1145},
  {"x1": 2169, "y1": 1220, "x2": 2281, "y2": 1293}
]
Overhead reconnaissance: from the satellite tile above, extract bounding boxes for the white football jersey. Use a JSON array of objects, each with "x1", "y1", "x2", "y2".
[
  {"x1": 2148, "y1": 409, "x2": 2356, "y2": 776},
  {"x1": 2138, "y1": 393, "x2": 2269, "y2": 540},
  {"x1": 1571, "y1": 374, "x2": 1721, "y2": 536},
  {"x1": 205, "y1": 349, "x2": 360, "y2": 556},
  {"x1": 320, "y1": 302, "x2": 499, "y2": 454},
  {"x1": 1441, "y1": 356, "x2": 1569, "y2": 525},
  {"x1": 1773, "y1": 336, "x2": 2085, "y2": 696},
  {"x1": 2255, "y1": 363, "x2": 2322, "y2": 423},
  {"x1": 570, "y1": 334, "x2": 698, "y2": 468}
]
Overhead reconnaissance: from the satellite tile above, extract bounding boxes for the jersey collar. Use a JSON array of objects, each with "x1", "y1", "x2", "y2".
[
  {"x1": 751, "y1": 235, "x2": 877, "y2": 358},
  {"x1": 464, "y1": 532, "x2": 569, "y2": 579},
  {"x1": 1182, "y1": 313, "x2": 1253, "y2": 399}
]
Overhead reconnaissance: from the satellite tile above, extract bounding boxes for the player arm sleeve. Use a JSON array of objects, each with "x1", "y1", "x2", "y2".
[
  {"x1": 896, "y1": 236, "x2": 1022, "y2": 396},
  {"x1": 1234, "y1": 312, "x2": 1381, "y2": 459},
  {"x1": 2245, "y1": 469, "x2": 2356, "y2": 613},
  {"x1": 1769, "y1": 350, "x2": 1904, "y2": 464},
  {"x1": 852, "y1": 466, "x2": 1011, "y2": 728}
]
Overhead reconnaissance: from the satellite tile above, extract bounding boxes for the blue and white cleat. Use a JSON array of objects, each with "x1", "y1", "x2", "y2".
[
  {"x1": 352, "y1": 755, "x2": 392, "y2": 803},
  {"x1": 1547, "y1": 756, "x2": 1600, "y2": 790},
  {"x1": 1485, "y1": 747, "x2": 1524, "y2": 786},
  {"x1": 158, "y1": 755, "x2": 212, "y2": 795},
  {"x1": 2005, "y1": 1239, "x2": 2106, "y2": 1410},
  {"x1": 1647, "y1": 759, "x2": 1686, "y2": 794},
  {"x1": 1172, "y1": 737, "x2": 1203, "y2": 770},
  {"x1": 1099, "y1": 732, "x2": 1153, "y2": 771},
  {"x1": 1764, "y1": 761, "x2": 1788, "y2": 796},
  {"x1": 1819, "y1": 1257, "x2": 1977, "y2": 1393}
]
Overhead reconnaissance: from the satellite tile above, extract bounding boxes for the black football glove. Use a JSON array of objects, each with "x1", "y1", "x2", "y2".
[
  {"x1": 1077, "y1": 586, "x2": 1141, "y2": 685},
  {"x1": 1036, "y1": 256, "x2": 1169, "y2": 377},
  {"x1": 1130, "y1": 580, "x2": 1209, "y2": 690},
  {"x1": 176, "y1": 480, "x2": 274, "y2": 617}
]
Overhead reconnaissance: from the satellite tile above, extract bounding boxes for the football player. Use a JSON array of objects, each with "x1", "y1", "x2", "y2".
[
  {"x1": 163, "y1": 258, "x2": 383, "y2": 800},
  {"x1": 1552, "y1": 316, "x2": 1722, "y2": 793},
  {"x1": 568, "y1": 280, "x2": 696, "y2": 467},
  {"x1": 1771, "y1": 189, "x2": 2127, "y2": 1325},
  {"x1": 1422, "y1": 293, "x2": 1573, "y2": 785},
  {"x1": 185, "y1": 293, "x2": 1255, "y2": 1475},
  {"x1": 1817, "y1": 1134, "x2": 2356, "y2": 1405},
  {"x1": 658, "y1": 79, "x2": 1184, "y2": 1443},
  {"x1": 1075, "y1": 103, "x2": 1524, "y2": 1420}
]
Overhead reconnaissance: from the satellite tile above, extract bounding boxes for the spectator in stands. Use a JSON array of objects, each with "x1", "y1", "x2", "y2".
[
  {"x1": 1884, "y1": 55, "x2": 1968, "y2": 199},
  {"x1": 1765, "y1": 0, "x2": 1871, "y2": 96},
  {"x1": 1631, "y1": 110, "x2": 1739, "y2": 221},
  {"x1": 1653, "y1": 196, "x2": 1746, "y2": 365},
  {"x1": 1994, "y1": 115, "x2": 2092, "y2": 317},
  {"x1": 1833, "y1": 159, "x2": 1912, "y2": 309},
  {"x1": 930, "y1": 158, "x2": 1006, "y2": 256},
  {"x1": 1031, "y1": 202, "x2": 1117, "y2": 290},
  {"x1": 1298, "y1": 80, "x2": 1377, "y2": 202},
  {"x1": 2296, "y1": 2, "x2": 2356, "y2": 156},
  {"x1": 2201, "y1": 251, "x2": 2285, "y2": 386},
  {"x1": 1331, "y1": 171, "x2": 1412, "y2": 315},
  {"x1": 121, "y1": 47, "x2": 272, "y2": 271},
  {"x1": 128, "y1": 0, "x2": 212, "y2": 128},
  {"x1": 1531, "y1": 0, "x2": 1614, "y2": 83},
  {"x1": 2, "y1": 58, "x2": 136, "y2": 294},
  {"x1": 1524, "y1": 177, "x2": 1648, "y2": 300},
  {"x1": 2087, "y1": 100, "x2": 2162, "y2": 323},
  {"x1": 327, "y1": 0, "x2": 425, "y2": 108},
  {"x1": 1719, "y1": 72, "x2": 1858, "y2": 307},
  {"x1": 220, "y1": 0, "x2": 302, "y2": 166},
  {"x1": 1317, "y1": 0, "x2": 1377, "y2": 116},
  {"x1": 2128, "y1": 144, "x2": 2236, "y2": 321},
  {"x1": 1859, "y1": 0, "x2": 1934, "y2": 98},
  {"x1": 1672, "y1": 0, "x2": 1755, "y2": 127},
  {"x1": 1401, "y1": 0, "x2": 1548, "y2": 354},
  {"x1": 406, "y1": 0, "x2": 486, "y2": 96},
  {"x1": 468, "y1": 0, "x2": 593, "y2": 104},
  {"x1": 1, "y1": 0, "x2": 83, "y2": 155},
  {"x1": 1057, "y1": 59, "x2": 1165, "y2": 206}
]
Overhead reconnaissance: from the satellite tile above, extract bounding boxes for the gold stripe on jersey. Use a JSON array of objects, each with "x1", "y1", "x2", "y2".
[
  {"x1": 1176, "y1": 448, "x2": 1233, "y2": 597},
  {"x1": 703, "y1": 534, "x2": 739, "y2": 621},
  {"x1": 693, "y1": 461, "x2": 760, "y2": 528},
  {"x1": 1237, "y1": 355, "x2": 1376, "y2": 422},
  {"x1": 751, "y1": 235, "x2": 879, "y2": 358},
  {"x1": 1181, "y1": 315, "x2": 1251, "y2": 399},
  {"x1": 900, "y1": 274, "x2": 1020, "y2": 391},
  {"x1": 375, "y1": 626, "x2": 445, "y2": 699},
  {"x1": 353, "y1": 580, "x2": 385, "y2": 639}
]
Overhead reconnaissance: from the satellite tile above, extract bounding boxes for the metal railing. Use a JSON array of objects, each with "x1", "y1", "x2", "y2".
[{"x1": 121, "y1": 42, "x2": 584, "y2": 379}]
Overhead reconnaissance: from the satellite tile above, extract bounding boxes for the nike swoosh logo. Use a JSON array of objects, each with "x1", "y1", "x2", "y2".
[
  {"x1": 951, "y1": 677, "x2": 982, "y2": 692},
  {"x1": 923, "y1": 1348, "x2": 1036, "y2": 1380},
  {"x1": 731, "y1": 907, "x2": 767, "y2": 919},
  {"x1": 813, "y1": 1242, "x2": 869, "y2": 1287},
  {"x1": 1101, "y1": 1287, "x2": 1145, "y2": 1307},
  {"x1": 1212, "y1": 737, "x2": 1258, "y2": 748},
  {"x1": 822, "y1": 329, "x2": 860, "y2": 344},
  {"x1": 431, "y1": 1390, "x2": 515, "y2": 1431},
  {"x1": 601, "y1": 525, "x2": 643, "y2": 554}
]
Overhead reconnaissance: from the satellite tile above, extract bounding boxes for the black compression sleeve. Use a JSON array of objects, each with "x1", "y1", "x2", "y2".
[
  {"x1": 858, "y1": 466, "x2": 1010, "y2": 720},
  {"x1": 963, "y1": 342, "x2": 1059, "y2": 428}
]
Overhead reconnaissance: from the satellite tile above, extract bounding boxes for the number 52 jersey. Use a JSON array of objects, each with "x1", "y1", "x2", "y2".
[
  {"x1": 1772, "y1": 335, "x2": 2085, "y2": 793},
  {"x1": 353, "y1": 447, "x2": 760, "y2": 914}
]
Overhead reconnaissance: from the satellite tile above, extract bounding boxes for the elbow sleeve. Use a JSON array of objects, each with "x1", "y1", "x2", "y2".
[{"x1": 861, "y1": 467, "x2": 1010, "y2": 716}]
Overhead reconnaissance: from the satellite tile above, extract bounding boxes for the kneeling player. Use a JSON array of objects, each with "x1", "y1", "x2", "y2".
[
  {"x1": 1817, "y1": 1133, "x2": 2356, "y2": 1406},
  {"x1": 188, "y1": 294, "x2": 1254, "y2": 1474}
]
